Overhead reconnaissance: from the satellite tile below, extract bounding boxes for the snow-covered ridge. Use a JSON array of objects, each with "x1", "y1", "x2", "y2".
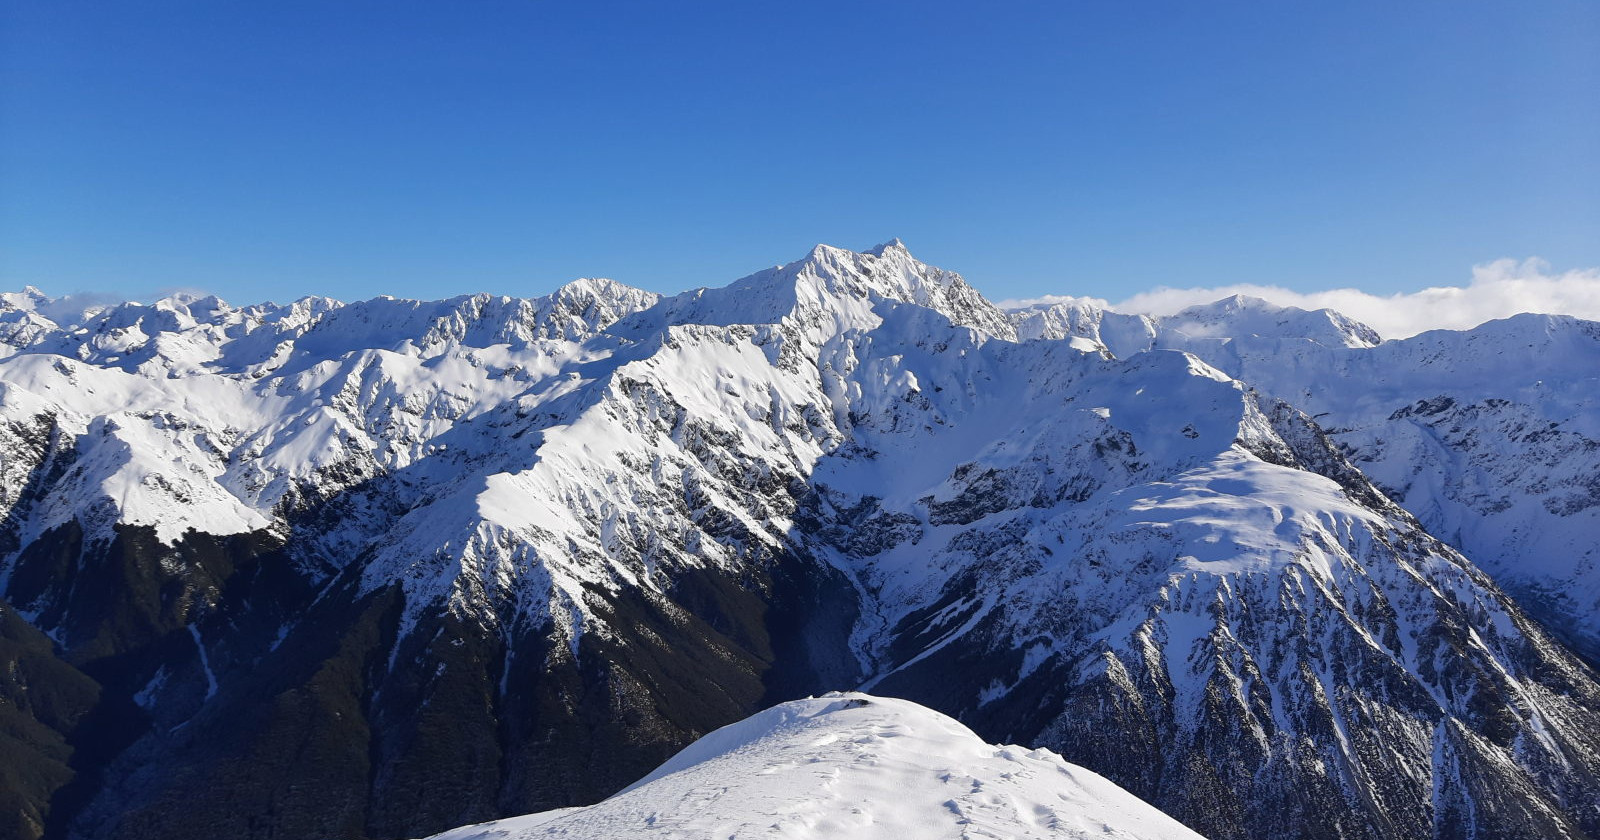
[
  {"x1": 5, "y1": 248, "x2": 1596, "y2": 657},
  {"x1": 4, "y1": 246, "x2": 1596, "y2": 655},
  {"x1": 614, "y1": 239, "x2": 1015, "y2": 341},
  {"x1": 0, "y1": 278, "x2": 665, "y2": 544},
  {"x1": 6, "y1": 243, "x2": 1600, "y2": 840},
  {"x1": 422, "y1": 692, "x2": 1206, "y2": 840},
  {"x1": 1007, "y1": 293, "x2": 1380, "y2": 351},
  {"x1": 1006, "y1": 292, "x2": 1600, "y2": 657},
  {"x1": 0, "y1": 241, "x2": 1005, "y2": 580}
]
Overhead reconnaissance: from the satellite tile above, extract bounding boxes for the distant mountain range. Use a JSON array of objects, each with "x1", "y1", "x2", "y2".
[{"x1": 3, "y1": 241, "x2": 1598, "y2": 840}]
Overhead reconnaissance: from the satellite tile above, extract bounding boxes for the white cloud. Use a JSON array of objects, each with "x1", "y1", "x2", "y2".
[{"x1": 1002, "y1": 259, "x2": 1600, "y2": 340}]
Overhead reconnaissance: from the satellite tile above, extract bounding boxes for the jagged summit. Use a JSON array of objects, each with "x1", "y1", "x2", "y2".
[
  {"x1": 863, "y1": 236, "x2": 909, "y2": 256},
  {"x1": 551, "y1": 276, "x2": 645, "y2": 298},
  {"x1": 612, "y1": 240, "x2": 1016, "y2": 341},
  {"x1": 0, "y1": 285, "x2": 51, "y2": 308}
]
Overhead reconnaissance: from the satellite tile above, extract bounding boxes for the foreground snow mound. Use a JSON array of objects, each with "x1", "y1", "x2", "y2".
[{"x1": 423, "y1": 692, "x2": 1205, "y2": 840}]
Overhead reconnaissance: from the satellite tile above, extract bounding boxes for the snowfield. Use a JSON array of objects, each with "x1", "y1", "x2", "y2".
[{"x1": 422, "y1": 693, "x2": 1206, "y2": 840}]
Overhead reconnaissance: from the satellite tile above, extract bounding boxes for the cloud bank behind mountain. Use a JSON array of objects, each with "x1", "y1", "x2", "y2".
[{"x1": 1003, "y1": 258, "x2": 1600, "y2": 340}]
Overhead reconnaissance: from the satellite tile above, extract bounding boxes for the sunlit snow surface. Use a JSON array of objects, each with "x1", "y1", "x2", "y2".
[
  {"x1": 1010, "y1": 293, "x2": 1600, "y2": 654},
  {"x1": 422, "y1": 693, "x2": 1205, "y2": 840},
  {"x1": 6, "y1": 243, "x2": 1600, "y2": 838}
]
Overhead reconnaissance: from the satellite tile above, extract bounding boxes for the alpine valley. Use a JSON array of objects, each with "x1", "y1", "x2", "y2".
[{"x1": 2, "y1": 242, "x2": 1598, "y2": 840}]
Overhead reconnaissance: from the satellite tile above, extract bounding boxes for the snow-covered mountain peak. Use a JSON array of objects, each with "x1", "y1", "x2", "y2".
[
  {"x1": 1006, "y1": 293, "x2": 1381, "y2": 357},
  {"x1": 1166, "y1": 294, "x2": 1381, "y2": 348},
  {"x1": 863, "y1": 236, "x2": 909, "y2": 256},
  {"x1": 1006, "y1": 298, "x2": 1157, "y2": 357},
  {"x1": 784, "y1": 240, "x2": 1016, "y2": 339},
  {"x1": 0, "y1": 286, "x2": 51, "y2": 311},
  {"x1": 543, "y1": 278, "x2": 662, "y2": 339},
  {"x1": 551, "y1": 276, "x2": 645, "y2": 301},
  {"x1": 1184, "y1": 292, "x2": 1273, "y2": 313},
  {"x1": 8, "y1": 245, "x2": 1600, "y2": 840},
  {"x1": 0, "y1": 290, "x2": 65, "y2": 357},
  {"x1": 611, "y1": 241, "x2": 1015, "y2": 344},
  {"x1": 149, "y1": 289, "x2": 217, "y2": 310},
  {"x1": 425, "y1": 692, "x2": 1206, "y2": 840},
  {"x1": 1405, "y1": 310, "x2": 1600, "y2": 347}
]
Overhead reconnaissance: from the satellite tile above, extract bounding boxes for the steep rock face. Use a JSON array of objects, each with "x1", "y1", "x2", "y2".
[
  {"x1": 55, "y1": 558, "x2": 857, "y2": 840},
  {"x1": 0, "y1": 601, "x2": 101, "y2": 840},
  {"x1": 2, "y1": 245, "x2": 1599, "y2": 840},
  {"x1": 1341, "y1": 392, "x2": 1600, "y2": 655}
]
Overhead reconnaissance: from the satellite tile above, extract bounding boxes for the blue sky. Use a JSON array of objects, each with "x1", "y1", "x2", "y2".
[{"x1": 2, "y1": 1, "x2": 1596, "y2": 306}]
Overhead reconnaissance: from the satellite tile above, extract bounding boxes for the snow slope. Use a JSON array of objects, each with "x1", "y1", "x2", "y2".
[{"x1": 423, "y1": 692, "x2": 1206, "y2": 840}]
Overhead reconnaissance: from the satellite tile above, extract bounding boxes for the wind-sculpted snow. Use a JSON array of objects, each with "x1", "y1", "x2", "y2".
[
  {"x1": 423, "y1": 693, "x2": 1207, "y2": 840},
  {"x1": 4, "y1": 242, "x2": 1600, "y2": 840}
]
